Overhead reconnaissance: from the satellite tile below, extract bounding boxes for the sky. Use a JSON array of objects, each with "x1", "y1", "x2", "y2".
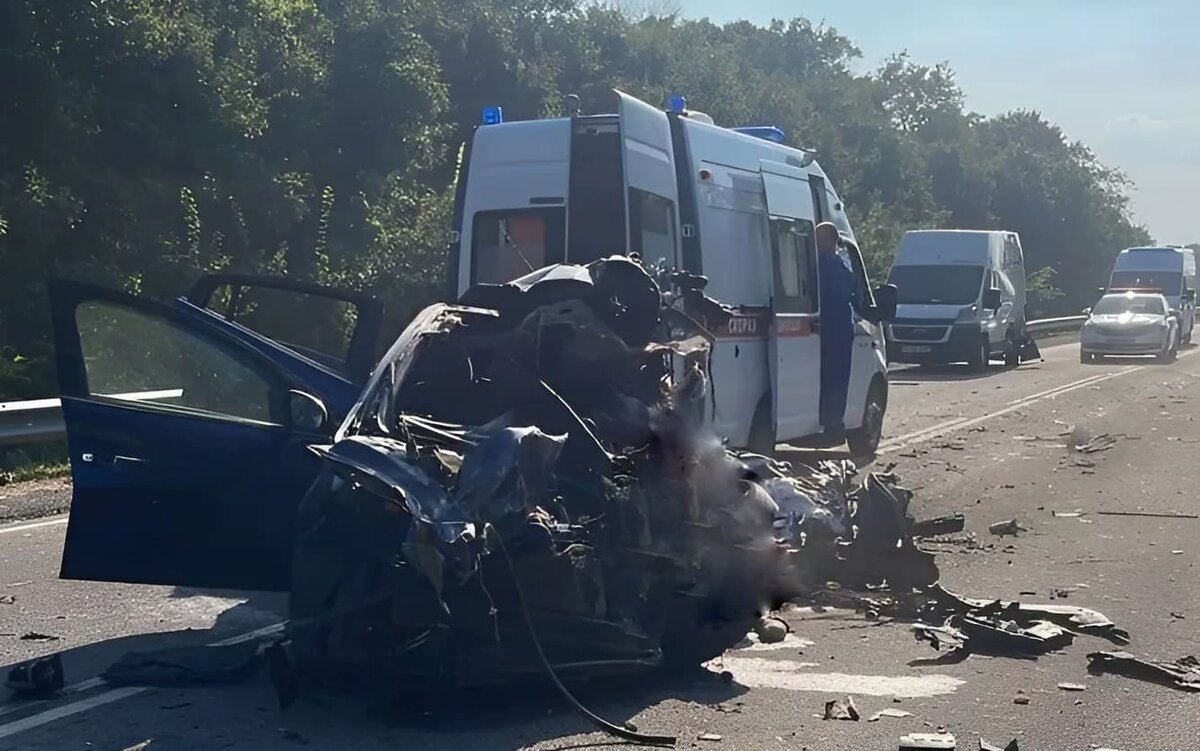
[{"x1": 676, "y1": 0, "x2": 1199, "y2": 243}]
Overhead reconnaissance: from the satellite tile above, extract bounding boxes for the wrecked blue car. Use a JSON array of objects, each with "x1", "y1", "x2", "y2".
[{"x1": 49, "y1": 258, "x2": 938, "y2": 691}]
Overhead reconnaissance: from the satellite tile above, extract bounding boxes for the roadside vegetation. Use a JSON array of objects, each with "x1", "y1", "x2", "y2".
[{"x1": 0, "y1": 0, "x2": 1163, "y2": 402}]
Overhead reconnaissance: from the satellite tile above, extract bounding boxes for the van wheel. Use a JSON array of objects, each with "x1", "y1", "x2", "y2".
[
  {"x1": 746, "y1": 398, "x2": 775, "y2": 455},
  {"x1": 968, "y1": 339, "x2": 989, "y2": 373},
  {"x1": 1004, "y1": 347, "x2": 1020, "y2": 367},
  {"x1": 847, "y1": 379, "x2": 887, "y2": 459}
]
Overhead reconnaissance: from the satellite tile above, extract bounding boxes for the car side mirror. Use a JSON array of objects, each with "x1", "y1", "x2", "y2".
[
  {"x1": 1170, "y1": 309, "x2": 1181, "y2": 319},
  {"x1": 1081, "y1": 307, "x2": 1092, "y2": 316},
  {"x1": 289, "y1": 390, "x2": 329, "y2": 433},
  {"x1": 869, "y1": 284, "x2": 898, "y2": 322},
  {"x1": 982, "y1": 287, "x2": 1002, "y2": 312}
]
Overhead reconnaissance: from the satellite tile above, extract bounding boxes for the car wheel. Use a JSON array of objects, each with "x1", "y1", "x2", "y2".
[
  {"x1": 847, "y1": 379, "x2": 887, "y2": 459},
  {"x1": 968, "y1": 339, "x2": 989, "y2": 373},
  {"x1": 1004, "y1": 347, "x2": 1020, "y2": 367},
  {"x1": 1080, "y1": 350, "x2": 1093, "y2": 364},
  {"x1": 746, "y1": 397, "x2": 775, "y2": 455},
  {"x1": 1158, "y1": 339, "x2": 1174, "y2": 363}
]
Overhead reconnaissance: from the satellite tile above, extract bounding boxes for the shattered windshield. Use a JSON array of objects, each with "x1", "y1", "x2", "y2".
[
  {"x1": 887, "y1": 264, "x2": 985, "y2": 305},
  {"x1": 1092, "y1": 295, "x2": 1165, "y2": 316}
]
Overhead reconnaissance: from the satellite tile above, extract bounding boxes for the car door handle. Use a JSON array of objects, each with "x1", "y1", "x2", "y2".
[{"x1": 80, "y1": 453, "x2": 146, "y2": 466}]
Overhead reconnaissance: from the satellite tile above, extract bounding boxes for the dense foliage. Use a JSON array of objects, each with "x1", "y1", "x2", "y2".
[{"x1": 0, "y1": 0, "x2": 1159, "y2": 399}]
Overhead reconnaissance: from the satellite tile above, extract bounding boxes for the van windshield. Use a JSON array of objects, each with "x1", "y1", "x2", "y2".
[
  {"x1": 1110, "y1": 271, "x2": 1183, "y2": 296},
  {"x1": 887, "y1": 265, "x2": 985, "y2": 306}
]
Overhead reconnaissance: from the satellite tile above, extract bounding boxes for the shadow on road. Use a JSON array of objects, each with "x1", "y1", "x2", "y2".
[
  {"x1": 2, "y1": 586, "x2": 749, "y2": 750},
  {"x1": 888, "y1": 362, "x2": 1026, "y2": 383}
]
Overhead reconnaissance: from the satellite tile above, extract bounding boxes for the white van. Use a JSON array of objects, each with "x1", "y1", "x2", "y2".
[
  {"x1": 447, "y1": 90, "x2": 898, "y2": 455},
  {"x1": 886, "y1": 230, "x2": 1028, "y2": 371},
  {"x1": 1107, "y1": 246, "x2": 1196, "y2": 344}
]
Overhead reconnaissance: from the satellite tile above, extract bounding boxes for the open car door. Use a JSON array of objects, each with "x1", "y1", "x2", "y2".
[
  {"x1": 760, "y1": 160, "x2": 823, "y2": 441},
  {"x1": 181, "y1": 274, "x2": 383, "y2": 419},
  {"x1": 50, "y1": 279, "x2": 334, "y2": 591},
  {"x1": 616, "y1": 90, "x2": 682, "y2": 268}
]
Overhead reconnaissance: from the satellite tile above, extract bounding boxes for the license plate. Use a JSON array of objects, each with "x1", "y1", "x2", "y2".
[{"x1": 902, "y1": 345, "x2": 932, "y2": 354}]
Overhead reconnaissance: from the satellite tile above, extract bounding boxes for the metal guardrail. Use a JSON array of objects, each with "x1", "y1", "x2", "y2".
[
  {"x1": 0, "y1": 317, "x2": 1091, "y2": 448},
  {"x1": 1026, "y1": 315, "x2": 1088, "y2": 335},
  {"x1": 0, "y1": 390, "x2": 182, "y2": 447}
]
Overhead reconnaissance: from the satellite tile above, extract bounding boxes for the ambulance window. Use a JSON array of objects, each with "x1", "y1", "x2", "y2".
[
  {"x1": 471, "y1": 209, "x2": 565, "y2": 284},
  {"x1": 770, "y1": 218, "x2": 818, "y2": 314},
  {"x1": 630, "y1": 189, "x2": 677, "y2": 270}
]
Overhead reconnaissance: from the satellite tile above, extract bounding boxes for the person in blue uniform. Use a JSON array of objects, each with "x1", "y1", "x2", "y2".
[{"x1": 816, "y1": 222, "x2": 854, "y2": 441}]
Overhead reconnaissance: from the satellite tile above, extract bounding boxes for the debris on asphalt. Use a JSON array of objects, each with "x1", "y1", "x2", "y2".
[
  {"x1": 914, "y1": 613, "x2": 1072, "y2": 658},
  {"x1": 899, "y1": 732, "x2": 956, "y2": 749},
  {"x1": 869, "y1": 708, "x2": 914, "y2": 722},
  {"x1": 1012, "y1": 690, "x2": 1030, "y2": 705},
  {"x1": 0, "y1": 594, "x2": 14, "y2": 605},
  {"x1": 988, "y1": 519, "x2": 1026, "y2": 536},
  {"x1": 1096, "y1": 510, "x2": 1199, "y2": 519},
  {"x1": 823, "y1": 696, "x2": 860, "y2": 721},
  {"x1": 753, "y1": 617, "x2": 788, "y2": 644},
  {"x1": 119, "y1": 741, "x2": 154, "y2": 751},
  {"x1": 103, "y1": 642, "x2": 261, "y2": 687},
  {"x1": 697, "y1": 732, "x2": 724, "y2": 742},
  {"x1": 979, "y1": 739, "x2": 1019, "y2": 751},
  {"x1": 278, "y1": 728, "x2": 309, "y2": 745},
  {"x1": 1070, "y1": 431, "x2": 1118, "y2": 454},
  {"x1": 911, "y1": 514, "x2": 966, "y2": 537},
  {"x1": 1056, "y1": 682, "x2": 1086, "y2": 691},
  {"x1": 1087, "y1": 651, "x2": 1200, "y2": 692},
  {"x1": 1051, "y1": 510, "x2": 1085, "y2": 518},
  {"x1": 5, "y1": 653, "x2": 64, "y2": 697},
  {"x1": 924, "y1": 584, "x2": 1131, "y2": 646},
  {"x1": 18, "y1": 632, "x2": 59, "y2": 642}
]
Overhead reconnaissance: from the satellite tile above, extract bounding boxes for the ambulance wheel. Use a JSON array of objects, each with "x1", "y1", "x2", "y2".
[
  {"x1": 968, "y1": 339, "x2": 989, "y2": 373},
  {"x1": 847, "y1": 378, "x2": 887, "y2": 459},
  {"x1": 747, "y1": 397, "x2": 775, "y2": 455}
]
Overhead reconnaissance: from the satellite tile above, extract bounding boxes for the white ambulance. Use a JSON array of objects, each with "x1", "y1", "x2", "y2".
[{"x1": 447, "y1": 90, "x2": 898, "y2": 456}]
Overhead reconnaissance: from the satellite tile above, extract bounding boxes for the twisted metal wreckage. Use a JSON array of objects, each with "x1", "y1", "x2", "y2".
[{"x1": 274, "y1": 257, "x2": 939, "y2": 698}]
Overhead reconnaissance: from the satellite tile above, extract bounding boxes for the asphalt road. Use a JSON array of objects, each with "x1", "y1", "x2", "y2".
[{"x1": 3, "y1": 338, "x2": 1199, "y2": 750}]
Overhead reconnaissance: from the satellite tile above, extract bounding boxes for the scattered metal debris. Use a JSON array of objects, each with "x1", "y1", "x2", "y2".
[
  {"x1": 0, "y1": 594, "x2": 14, "y2": 605},
  {"x1": 899, "y1": 732, "x2": 956, "y2": 749},
  {"x1": 18, "y1": 632, "x2": 59, "y2": 642},
  {"x1": 1096, "y1": 510, "x2": 1199, "y2": 519},
  {"x1": 698, "y1": 732, "x2": 724, "y2": 742},
  {"x1": 869, "y1": 708, "x2": 914, "y2": 721},
  {"x1": 979, "y1": 739, "x2": 1019, "y2": 751},
  {"x1": 1070, "y1": 431, "x2": 1118, "y2": 454},
  {"x1": 1087, "y1": 652, "x2": 1200, "y2": 692},
  {"x1": 103, "y1": 642, "x2": 261, "y2": 687},
  {"x1": 911, "y1": 514, "x2": 966, "y2": 537},
  {"x1": 5, "y1": 653, "x2": 64, "y2": 697},
  {"x1": 988, "y1": 519, "x2": 1026, "y2": 536},
  {"x1": 1012, "y1": 690, "x2": 1030, "y2": 705},
  {"x1": 1056, "y1": 682, "x2": 1086, "y2": 691},
  {"x1": 823, "y1": 696, "x2": 860, "y2": 721}
]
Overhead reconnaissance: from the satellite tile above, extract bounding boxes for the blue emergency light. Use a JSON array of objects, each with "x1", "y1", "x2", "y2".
[
  {"x1": 481, "y1": 106, "x2": 504, "y2": 125},
  {"x1": 733, "y1": 126, "x2": 787, "y2": 144},
  {"x1": 667, "y1": 94, "x2": 687, "y2": 113}
]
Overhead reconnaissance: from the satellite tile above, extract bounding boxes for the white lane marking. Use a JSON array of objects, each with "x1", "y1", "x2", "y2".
[
  {"x1": 717, "y1": 656, "x2": 965, "y2": 697},
  {"x1": 879, "y1": 350, "x2": 1198, "y2": 454},
  {"x1": 0, "y1": 516, "x2": 68, "y2": 536},
  {"x1": 0, "y1": 688, "x2": 144, "y2": 738},
  {"x1": 0, "y1": 622, "x2": 284, "y2": 735}
]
